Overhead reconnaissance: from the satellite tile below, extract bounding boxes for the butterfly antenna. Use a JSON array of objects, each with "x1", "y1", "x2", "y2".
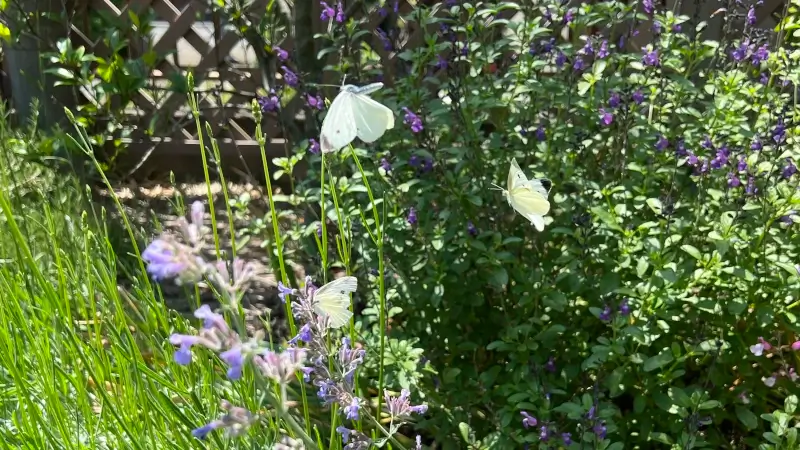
[{"x1": 489, "y1": 183, "x2": 505, "y2": 191}]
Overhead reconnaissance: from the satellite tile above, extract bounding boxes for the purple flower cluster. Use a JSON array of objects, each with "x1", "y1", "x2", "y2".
[
  {"x1": 731, "y1": 39, "x2": 770, "y2": 65},
  {"x1": 320, "y1": 1, "x2": 344, "y2": 22},
  {"x1": 403, "y1": 107, "x2": 424, "y2": 133},
  {"x1": 191, "y1": 400, "x2": 259, "y2": 440},
  {"x1": 258, "y1": 89, "x2": 280, "y2": 113}
]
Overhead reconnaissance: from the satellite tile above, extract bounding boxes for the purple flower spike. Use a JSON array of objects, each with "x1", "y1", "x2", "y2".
[
  {"x1": 402, "y1": 107, "x2": 424, "y2": 133},
  {"x1": 221, "y1": 346, "x2": 245, "y2": 380},
  {"x1": 281, "y1": 66, "x2": 298, "y2": 87},
  {"x1": 599, "y1": 305, "x2": 612, "y2": 321},
  {"x1": 343, "y1": 397, "x2": 361, "y2": 420},
  {"x1": 597, "y1": 39, "x2": 609, "y2": 59},
  {"x1": 782, "y1": 159, "x2": 797, "y2": 179},
  {"x1": 335, "y1": 2, "x2": 345, "y2": 22},
  {"x1": 277, "y1": 281, "x2": 294, "y2": 303},
  {"x1": 632, "y1": 89, "x2": 645, "y2": 104},
  {"x1": 170, "y1": 334, "x2": 200, "y2": 365},
  {"x1": 407, "y1": 207, "x2": 417, "y2": 226},
  {"x1": 320, "y1": 1, "x2": 335, "y2": 20},
  {"x1": 258, "y1": 90, "x2": 280, "y2": 112},
  {"x1": 275, "y1": 46, "x2": 288, "y2": 61},
  {"x1": 747, "y1": 7, "x2": 757, "y2": 26},
  {"x1": 142, "y1": 239, "x2": 188, "y2": 280},
  {"x1": 562, "y1": 433, "x2": 572, "y2": 445},
  {"x1": 655, "y1": 135, "x2": 669, "y2": 151},
  {"x1": 191, "y1": 421, "x2": 222, "y2": 440},
  {"x1": 600, "y1": 108, "x2": 613, "y2": 126},
  {"x1": 643, "y1": 48, "x2": 659, "y2": 66},
  {"x1": 593, "y1": 421, "x2": 607, "y2": 439},
  {"x1": 309, "y1": 138, "x2": 321, "y2": 154},
  {"x1": 336, "y1": 426, "x2": 352, "y2": 444}
]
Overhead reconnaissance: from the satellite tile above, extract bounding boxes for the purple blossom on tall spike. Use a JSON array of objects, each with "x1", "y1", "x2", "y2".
[
  {"x1": 597, "y1": 40, "x2": 609, "y2": 59},
  {"x1": 281, "y1": 66, "x2": 298, "y2": 87},
  {"x1": 320, "y1": 1, "x2": 335, "y2": 20},
  {"x1": 274, "y1": 46, "x2": 288, "y2": 61},
  {"x1": 748, "y1": 7, "x2": 757, "y2": 25},
  {"x1": 643, "y1": 48, "x2": 659, "y2": 66},
  {"x1": 520, "y1": 411, "x2": 537, "y2": 428}
]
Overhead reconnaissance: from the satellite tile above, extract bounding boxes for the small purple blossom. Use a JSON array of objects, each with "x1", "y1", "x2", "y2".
[
  {"x1": 320, "y1": 1, "x2": 335, "y2": 20},
  {"x1": 274, "y1": 46, "x2": 288, "y2": 61},
  {"x1": 407, "y1": 207, "x2": 417, "y2": 226},
  {"x1": 782, "y1": 159, "x2": 797, "y2": 179},
  {"x1": 277, "y1": 281, "x2": 294, "y2": 303},
  {"x1": 306, "y1": 94, "x2": 323, "y2": 110},
  {"x1": 655, "y1": 135, "x2": 669, "y2": 151},
  {"x1": 555, "y1": 51, "x2": 567, "y2": 68},
  {"x1": 597, "y1": 40, "x2": 609, "y2": 59},
  {"x1": 643, "y1": 0, "x2": 654, "y2": 14},
  {"x1": 599, "y1": 305, "x2": 612, "y2": 321},
  {"x1": 751, "y1": 44, "x2": 769, "y2": 65},
  {"x1": 573, "y1": 57, "x2": 585, "y2": 71},
  {"x1": 751, "y1": 139, "x2": 763, "y2": 151},
  {"x1": 545, "y1": 356, "x2": 556, "y2": 373},
  {"x1": 220, "y1": 346, "x2": 244, "y2": 380},
  {"x1": 728, "y1": 172, "x2": 742, "y2": 188},
  {"x1": 632, "y1": 89, "x2": 644, "y2": 104},
  {"x1": 336, "y1": 426, "x2": 352, "y2": 444},
  {"x1": 191, "y1": 421, "x2": 222, "y2": 440},
  {"x1": 710, "y1": 146, "x2": 730, "y2": 169},
  {"x1": 403, "y1": 107, "x2": 424, "y2": 133},
  {"x1": 335, "y1": 2, "x2": 345, "y2": 22},
  {"x1": 737, "y1": 156, "x2": 748, "y2": 172},
  {"x1": 746, "y1": 176, "x2": 758, "y2": 195},
  {"x1": 281, "y1": 66, "x2": 298, "y2": 87},
  {"x1": 433, "y1": 54, "x2": 448, "y2": 71},
  {"x1": 309, "y1": 138, "x2": 320, "y2": 154},
  {"x1": 773, "y1": 120, "x2": 787, "y2": 144},
  {"x1": 467, "y1": 221, "x2": 478, "y2": 236},
  {"x1": 748, "y1": 7, "x2": 757, "y2": 25},
  {"x1": 643, "y1": 48, "x2": 659, "y2": 66},
  {"x1": 343, "y1": 397, "x2": 361, "y2": 420},
  {"x1": 732, "y1": 42, "x2": 749, "y2": 62},
  {"x1": 562, "y1": 433, "x2": 572, "y2": 445},
  {"x1": 380, "y1": 158, "x2": 392, "y2": 173},
  {"x1": 540, "y1": 425, "x2": 551, "y2": 442},
  {"x1": 609, "y1": 92, "x2": 621, "y2": 108},
  {"x1": 593, "y1": 421, "x2": 607, "y2": 439},
  {"x1": 521, "y1": 411, "x2": 537, "y2": 428},
  {"x1": 170, "y1": 334, "x2": 200, "y2": 365},
  {"x1": 535, "y1": 126, "x2": 546, "y2": 141},
  {"x1": 619, "y1": 298, "x2": 630, "y2": 316},
  {"x1": 383, "y1": 389, "x2": 428, "y2": 418},
  {"x1": 600, "y1": 108, "x2": 613, "y2": 126},
  {"x1": 563, "y1": 9, "x2": 574, "y2": 24},
  {"x1": 377, "y1": 29, "x2": 392, "y2": 51}
]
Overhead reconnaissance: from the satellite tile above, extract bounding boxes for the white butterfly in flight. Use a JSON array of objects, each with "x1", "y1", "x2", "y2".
[
  {"x1": 494, "y1": 158, "x2": 552, "y2": 231},
  {"x1": 320, "y1": 82, "x2": 395, "y2": 154},
  {"x1": 312, "y1": 276, "x2": 358, "y2": 329}
]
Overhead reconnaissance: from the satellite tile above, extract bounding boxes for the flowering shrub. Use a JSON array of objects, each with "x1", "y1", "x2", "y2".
[{"x1": 240, "y1": 0, "x2": 800, "y2": 448}]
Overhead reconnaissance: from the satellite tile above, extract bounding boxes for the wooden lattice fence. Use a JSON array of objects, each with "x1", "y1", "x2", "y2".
[{"x1": 1, "y1": 0, "x2": 788, "y2": 183}]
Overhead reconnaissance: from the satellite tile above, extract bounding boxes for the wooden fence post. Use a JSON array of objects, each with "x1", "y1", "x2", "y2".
[{"x1": 3, "y1": 0, "x2": 78, "y2": 129}]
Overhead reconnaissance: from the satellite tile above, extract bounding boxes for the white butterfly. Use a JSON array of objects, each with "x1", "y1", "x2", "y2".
[
  {"x1": 493, "y1": 158, "x2": 551, "y2": 231},
  {"x1": 312, "y1": 276, "x2": 358, "y2": 329},
  {"x1": 320, "y1": 83, "x2": 395, "y2": 153}
]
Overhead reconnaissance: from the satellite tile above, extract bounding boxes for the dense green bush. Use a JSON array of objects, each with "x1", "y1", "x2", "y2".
[{"x1": 273, "y1": 0, "x2": 800, "y2": 448}]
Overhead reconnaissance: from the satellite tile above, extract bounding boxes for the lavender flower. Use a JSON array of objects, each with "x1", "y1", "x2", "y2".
[
  {"x1": 343, "y1": 397, "x2": 361, "y2": 420},
  {"x1": 521, "y1": 411, "x2": 537, "y2": 428},
  {"x1": 728, "y1": 172, "x2": 742, "y2": 188},
  {"x1": 632, "y1": 89, "x2": 645, "y2": 104},
  {"x1": 608, "y1": 92, "x2": 621, "y2": 108},
  {"x1": 289, "y1": 324, "x2": 313, "y2": 346},
  {"x1": 562, "y1": 433, "x2": 572, "y2": 445},
  {"x1": 593, "y1": 421, "x2": 607, "y2": 439},
  {"x1": 710, "y1": 146, "x2": 730, "y2": 169},
  {"x1": 732, "y1": 42, "x2": 749, "y2": 62},
  {"x1": 540, "y1": 425, "x2": 551, "y2": 442},
  {"x1": 773, "y1": 120, "x2": 787, "y2": 144},
  {"x1": 383, "y1": 389, "x2": 428, "y2": 420},
  {"x1": 253, "y1": 348, "x2": 308, "y2": 384},
  {"x1": 170, "y1": 334, "x2": 201, "y2": 365},
  {"x1": 380, "y1": 158, "x2": 392, "y2": 173},
  {"x1": 220, "y1": 346, "x2": 244, "y2": 380},
  {"x1": 619, "y1": 298, "x2": 630, "y2": 316},
  {"x1": 655, "y1": 135, "x2": 669, "y2": 151},
  {"x1": 555, "y1": 51, "x2": 567, "y2": 67},
  {"x1": 277, "y1": 281, "x2": 295, "y2": 303},
  {"x1": 535, "y1": 126, "x2": 546, "y2": 141},
  {"x1": 407, "y1": 207, "x2": 417, "y2": 226},
  {"x1": 573, "y1": 57, "x2": 585, "y2": 71},
  {"x1": 307, "y1": 94, "x2": 324, "y2": 110},
  {"x1": 433, "y1": 54, "x2": 448, "y2": 71},
  {"x1": 751, "y1": 138, "x2": 763, "y2": 151},
  {"x1": 281, "y1": 66, "x2": 298, "y2": 87},
  {"x1": 748, "y1": 7, "x2": 757, "y2": 25},
  {"x1": 643, "y1": 0, "x2": 654, "y2": 14},
  {"x1": 403, "y1": 107, "x2": 424, "y2": 133},
  {"x1": 467, "y1": 221, "x2": 478, "y2": 236},
  {"x1": 337, "y1": 426, "x2": 352, "y2": 444},
  {"x1": 142, "y1": 238, "x2": 206, "y2": 283},
  {"x1": 563, "y1": 9, "x2": 574, "y2": 24},
  {"x1": 335, "y1": 2, "x2": 345, "y2": 22},
  {"x1": 751, "y1": 44, "x2": 769, "y2": 65},
  {"x1": 377, "y1": 29, "x2": 392, "y2": 51},
  {"x1": 191, "y1": 401, "x2": 258, "y2": 440},
  {"x1": 746, "y1": 176, "x2": 758, "y2": 195}
]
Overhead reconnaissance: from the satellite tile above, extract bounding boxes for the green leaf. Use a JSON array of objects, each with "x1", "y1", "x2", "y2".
[
  {"x1": 489, "y1": 267, "x2": 508, "y2": 288},
  {"x1": 785, "y1": 395, "x2": 798, "y2": 414},
  {"x1": 643, "y1": 350, "x2": 674, "y2": 372},
  {"x1": 680, "y1": 244, "x2": 703, "y2": 260},
  {"x1": 736, "y1": 406, "x2": 759, "y2": 430},
  {"x1": 698, "y1": 400, "x2": 721, "y2": 410}
]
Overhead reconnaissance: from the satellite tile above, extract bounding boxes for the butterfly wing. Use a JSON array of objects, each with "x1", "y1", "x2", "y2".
[
  {"x1": 352, "y1": 94, "x2": 395, "y2": 143},
  {"x1": 509, "y1": 185, "x2": 551, "y2": 230},
  {"x1": 320, "y1": 91, "x2": 358, "y2": 153},
  {"x1": 312, "y1": 276, "x2": 358, "y2": 329},
  {"x1": 508, "y1": 158, "x2": 528, "y2": 191}
]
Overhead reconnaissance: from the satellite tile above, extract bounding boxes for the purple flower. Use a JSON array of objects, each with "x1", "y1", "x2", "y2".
[
  {"x1": 751, "y1": 139, "x2": 763, "y2": 151},
  {"x1": 403, "y1": 107, "x2": 424, "y2": 133},
  {"x1": 748, "y1": 7, "x2": 757, "y2": 25},
  {"x1": 433, "y1": 54, "x2": 448, "y2": 71},
  {"x1": 545, "y1": 356, "x2": 556, "y2": 373},
  {"x1": 609, "y1": 92, "x2": 621, "y2": 108},
  {"x1": 422, "y1": 158, "x2": 434, "y2": 173},
  {"x1": 773, "y1": 121, "x2": 787, "y2": 144},
  {"x1": 643, "y1": 49, "x2": 659, "y2": 66},
  {"x1": 535, "y1": 125, "x2": 546, "y2": 141},
  {"x1": 383, "y1": 389, "x2": 428, "y2": 418},
  {"x1": 573, "y1": 57, "x2": 585, "y2": 71},
  {"x1": 277, "y1": 281, "x2": 294, "y2": 303},
  {"x1": 732, "y1": 42, "x2": 749, "y2": 62},
  {"x1": 220, "y1": 346, "x2": 244, "y2": 380},
  {"x1": 652, "y1": 21, "x2": 662, "y2": 35},
  {"x1": 290, "y1": 324, "x2": 313, "y2": 345},
  {"x1": 600, "y1": 108, "x2": 613, "y2": 126},
  {"x1": 281, "y1": 66, "x2": 298, "y2": 87},
  {"x1": 563, "y1": 9, "x2": 574, "y2": 24},
  {"x1": 597, "y1": 39, "x2": 609, "y2": 59},
  {"x1": 169, "y1": 334, "x2": 200, "y2": 365},
  {"x1": 191, "y1": 421, "x2": 222, "y2": 440},
  {"x1": 309, "y1": 138, "x2": 320, "y2": 154},
  {"x1": 274, "y1": 46, "x2": 288, "y2": 61},
  {"x1": 632, "y1": 89, "x2": 644, "y2": 104},
  {"x1": 710, "y1": 146, "x2": 730, "y2": 169},
  {"x1": 562, "y1": 433, "x2": 572, "y2": 445},
  {"x1": 783, "y1": 159, "x2": 797, "y2": 179},
  {"x1": 343, "y1": 397, "x2": 361, "y2": 420},
  {"x1": 407, "y1": 207, "x2": 417, "y2": 226},
  {"x1": 599, "y1": 305, "x2": 612, "y2": 321},
  {"x1": 675, "y1": 140, "x2": 688, "y2": 157},
  {"x1": 409, "y1": 155, "x2": 420, "y2": 168},
  {"x1": 581, "y1": 39, "x2": 594, "y2": 56},
  {"x1": 320, "y1": 1, "x2": 335, "y2": 20},
  {"x1": 194, "y1": 304, "x2": 229, "y2": 332},
  {"x1": 593, "y1": 421, "x2": 607, "y2": 439},
  {"x1": 746, "y1": 176, "x2": 758, "y2": 195},
  {"x1": 258, "y1": 91, "x2": 280, "y2": 112},
  {"x1": 672, "y1": 24, "x2": 682, "y2": 32},
  {"x1": 702, "y1": 136, "x2": 714, "y2": 149},
  {"x1": 377, "y1": 29, "x2": 392, "y2": 51},
  {"x1": 142, "y1": 239, "x2": 201, "y2": 282},
  {"x1": 737, "y1": 156, "x2": 748, "y2": 172},
  {"x1": 655, "y1": 135, "x2": 669, "y2": 151},
  {"x1": 336, "y1": 426, "x2": 352, "y2": 444},
  {"x1": 335, "y1": 2, "x2": 345, "y2": 22},
  {"x1": 555, "y1": 51, "x2": 567, "y2": 67},
  {"x1": 588, "y1": 405, "x2": 596, "y2": 419},
  {"x1": 467, "y1": 221, "x2": 478, "y2": 236},
  {"x1": 686, "y1": 151, "x2": 699, "y2": 166},
  {"x1": 306, "y1": 94, "x2": 323, "y2": 110},
  {"x1": 380, "y1": 158, "x2": 392, "y2": 172},
  {"x1": 643, "y1": 0, "x2": 654, "y2": 14},
  {"x1": 619, "y1": 298, "x2": 630, "y2": 316},
  {"x1": 540, "y1": 425, "x2": 551, "y2": 442},
  {"x1": 521, "y1": 411, "x2": 537, "y2": 428},
  {"x1": 752, "y1": 44, "x2": 769, "y2": 65},
  {"x1": 750, "y1": 337, "x2": 772, "y2": 356},
  {"x1": 728, "y1": 172, "x2": 742, "y2": 188}
]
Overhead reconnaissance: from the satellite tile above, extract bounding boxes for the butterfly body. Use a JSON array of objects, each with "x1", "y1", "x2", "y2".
[{"x1": 320, "y1": 82, "x2": 394, "y2": 153}]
